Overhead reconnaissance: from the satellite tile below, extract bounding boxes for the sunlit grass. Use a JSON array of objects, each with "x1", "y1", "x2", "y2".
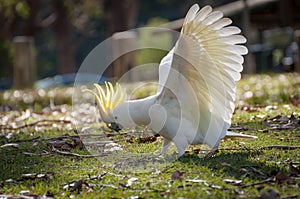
[{"x1": 0, "y1": 73, "x2": 299, "y2": 198}]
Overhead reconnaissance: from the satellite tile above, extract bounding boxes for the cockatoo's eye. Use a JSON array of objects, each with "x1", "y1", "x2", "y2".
[{"x1": 107, "y1": 122, "x2": 122, "y2": 132}]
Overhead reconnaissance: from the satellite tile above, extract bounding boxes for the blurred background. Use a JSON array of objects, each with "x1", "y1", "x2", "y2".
[{"x1": 0, "y1": 0, "x2": 300, "y2": 90}]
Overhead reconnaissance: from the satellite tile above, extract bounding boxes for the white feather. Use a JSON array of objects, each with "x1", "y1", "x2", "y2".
[{"x1": 107, "y1": 4, "x2": 256, "y2": 157}]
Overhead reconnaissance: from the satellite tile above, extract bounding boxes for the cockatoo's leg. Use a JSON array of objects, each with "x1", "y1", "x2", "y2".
[
  {"x1": 159, "y1": 138, "x2": 172, "y2": 155},
  {"x1": 173, "y1": 135, "x2": 189, "y2": 157}
]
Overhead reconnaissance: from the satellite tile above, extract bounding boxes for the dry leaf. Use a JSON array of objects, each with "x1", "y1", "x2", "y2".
[
  {"x1": 223, "y1": 179, "x2": 242, "y2": 185},
  {"x1": 275, "y1": 172, "x2": 289, "y2": 183},
  {"x1": 0, "y1": 143, "x2": 19, "y2": 148},
  {"x1": 127, "y1": 177, "x2": 138, "y2": 187},
  {"x1": 220, "y1": 162, "x2": 232, "y2": 167},
  {"x1": 171, "y1": 170, "x2": 184, "y2": 182}
]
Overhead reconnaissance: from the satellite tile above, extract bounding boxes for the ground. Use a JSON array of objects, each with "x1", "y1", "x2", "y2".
[{"x1": 0, "y1": 73, "x2": 299, "y2": 198}]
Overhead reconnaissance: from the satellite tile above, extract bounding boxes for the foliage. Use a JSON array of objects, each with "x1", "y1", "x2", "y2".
[
  {"x1": 136, "y1": 17, "x2": 172, "y2": 66},
  {"x1": 0, "y1": 0, "x2": 30, "y2": 19},
  {"x1": 0, "y1": 0, "x2": 104, "y2": 78}
]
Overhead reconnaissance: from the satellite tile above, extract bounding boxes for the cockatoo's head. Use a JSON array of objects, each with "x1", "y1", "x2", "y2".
[{"x1": 85, "y1": 82, "x2": 127, "y2": 131}]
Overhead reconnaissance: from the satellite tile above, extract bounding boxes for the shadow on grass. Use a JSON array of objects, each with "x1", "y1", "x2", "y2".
[
  {"x1": 178, "y1": 150, "x2": 279, "y2": 180},
  {"x1": 0, "y1": 140, "x2": 56, "y2": 181}
]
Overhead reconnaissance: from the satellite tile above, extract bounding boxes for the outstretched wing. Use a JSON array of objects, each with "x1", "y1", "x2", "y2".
[{"x1": 159, "y1": 4, "x2": 247, "y2": 149}]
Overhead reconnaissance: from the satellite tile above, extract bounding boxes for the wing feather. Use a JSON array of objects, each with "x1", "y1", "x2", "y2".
[{"x1": 159, "y1": 4, "x2": 247, "y2": 149}]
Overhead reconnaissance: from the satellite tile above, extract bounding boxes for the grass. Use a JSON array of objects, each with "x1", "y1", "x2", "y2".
[{"x1": 0, "y1": 73, "x2": 299, "y2": 198}]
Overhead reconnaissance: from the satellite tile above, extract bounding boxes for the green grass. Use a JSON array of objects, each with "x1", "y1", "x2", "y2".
[{"x1": 0, "y1": 73, "x2": 300, "y2": 198}]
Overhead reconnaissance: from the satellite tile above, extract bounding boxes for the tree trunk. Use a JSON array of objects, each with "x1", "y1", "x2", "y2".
[
  {"x1": 53, "y1": 0, "x2": 76, "y2": 74},
  {"x1": 102, "y1": 0, "x2": 139, "y2": 78},
  {"x1": 103, "y1": 0, "x2": 139, "y2": 36}
]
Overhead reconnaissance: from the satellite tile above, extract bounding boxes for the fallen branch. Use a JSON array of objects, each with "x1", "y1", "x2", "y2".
[{"x1": 260, "y1": 145, "x2": 300, "y2": 150}]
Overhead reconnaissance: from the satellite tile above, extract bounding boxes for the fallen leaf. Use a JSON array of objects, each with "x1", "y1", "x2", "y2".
[
  {"x1": 0, "y1": 143, "x2": 19, "y2": 148},
  {"x1": 275, "y1": 172, "x2": 289, "y2": 183},
  {"x1": 19, "y1": 190, "x2": 30, "y2": 195},
  {"x1": 137, "y1": 136, "x2": 157, "y2": 143},
  {"x1": 127, "y1": 177, "x2": 138, "y2": 187},
  {"x1": 256, "y1": 114, "x2": 266, "y2": 119},
  {"x1": 265, "y1": 105, "x2": 278, "y2": 111},
  {"x1": 290, "y1": 95, "x2": 300, "y2": 106},
  {"x1": 63, "y1": 179, "x2": 89, "y2": 193},
  {"x1": 289, "y1": 163, "x2": 300, "y2": 176},
  {"x1": 104, "y1": 143, "x2": 123, "y2": 152},
  {"x1": 223, "y1": 179, "x2": 242, "y2": 185},
  {"x1": 186, "y1": 179, "x2": 207, "y2": 183},
  {"x1": 171, "y1": 170, "x2": 184, "y2": 182},
  {"x1": 220, "y1": 162, "x2": 232, "y2": 167}
]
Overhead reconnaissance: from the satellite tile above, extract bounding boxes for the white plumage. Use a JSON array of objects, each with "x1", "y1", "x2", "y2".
[{"x1": 87, "y1": 4, "x2": 257, "y2": 157}]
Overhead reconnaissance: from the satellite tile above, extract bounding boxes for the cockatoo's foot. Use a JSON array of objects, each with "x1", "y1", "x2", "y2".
[
  {"x1": 158, "y1": 139, "x2": 172, "y2": 156},
  {"x1": 204, "y1": 149, "x2": 218, "y2": 158}
]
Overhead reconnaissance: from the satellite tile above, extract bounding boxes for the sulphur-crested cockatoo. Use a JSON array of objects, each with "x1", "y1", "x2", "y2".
[{"x1": 87, "y1": 4, "x2": 257, "y2": 157}]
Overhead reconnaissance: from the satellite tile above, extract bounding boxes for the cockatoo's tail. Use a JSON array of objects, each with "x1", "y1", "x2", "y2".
[{"x1": 85, "y1": 82, "x2": 126, "y2": 118}]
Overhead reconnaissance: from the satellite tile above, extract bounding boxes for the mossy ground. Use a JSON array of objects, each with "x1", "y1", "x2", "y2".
[{"x1": 0, "y1": 73, "x2": 299, "y2": 198}]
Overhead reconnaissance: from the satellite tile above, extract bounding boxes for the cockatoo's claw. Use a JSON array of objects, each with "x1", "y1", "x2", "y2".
[{"x1": 204, "y1": 149, "x2": 218, "y2": 158}]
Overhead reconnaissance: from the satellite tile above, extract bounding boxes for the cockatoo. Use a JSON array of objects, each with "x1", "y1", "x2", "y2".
[{"x1": 86, "y1": 4, "x2": 257, "y2": 157}]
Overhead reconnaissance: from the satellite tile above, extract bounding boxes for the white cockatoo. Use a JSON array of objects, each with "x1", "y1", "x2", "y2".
[{"x1": 87, "y1": 4, "x2": 257, "y2": 157}]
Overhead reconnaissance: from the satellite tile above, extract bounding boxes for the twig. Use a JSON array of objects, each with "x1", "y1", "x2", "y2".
[
  {"x1": 219, "y1": 145, "x2": 300, "y2": 152},
  {"x1": 0, "y1": 195, "x2": 37, "y2": 199},
  {"x1": 218, "y1": 148, "x2": 253, "y2": 151},
  {"x1": 14, "y1": 136, "x2": 41, "y2": 143},
  {"x1": 22, "y1": 150, "x2": 52, "y2": 156},
  {"x1": 45, "y1": 132, "x2": 130, "y2": 141},
  {"x1": 260, "y1": 145, "x2": 300, "y2": 150},
  {"x1": 52, "y1": 147, "x2": 106, "y2": 158},
  {"x1": 228, "y1": 127, "x2": 249, "y2": 131},
  {"x1": 281, "y1": 194, "x2": 300, "y2": 199},
  {"x1": 240, "y1": 178, "x2": 273, "y2": 188},
  {"x1": 0, "y1": 119, "x2": 71, "y2": 130},
  {"x1": 45, "y1": 134, "x2": 108, "y2": 141}
]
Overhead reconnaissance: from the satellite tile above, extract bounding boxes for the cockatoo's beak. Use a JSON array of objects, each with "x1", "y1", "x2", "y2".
[{"x1": 107, "y1": 122, "x2": 123, "y2": 132}]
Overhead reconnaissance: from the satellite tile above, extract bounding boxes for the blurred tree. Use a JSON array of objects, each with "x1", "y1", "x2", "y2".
[
  {"x1": 0, "y1": 0, "x2": 103, "y2": 76},
  {"x1": 52, "y1": 0, "x2": 75, "y2": 74},
  {"x1": 102, "y1": 0, "x2": 139, "y2": 36},
  {"x1": 101, "y1": 0, "x2": 139, "y2": 78}
]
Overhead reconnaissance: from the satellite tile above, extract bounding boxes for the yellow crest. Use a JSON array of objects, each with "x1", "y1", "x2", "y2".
[{"x1": 85, "y1": 82, "x2": 127, "y2": 116}]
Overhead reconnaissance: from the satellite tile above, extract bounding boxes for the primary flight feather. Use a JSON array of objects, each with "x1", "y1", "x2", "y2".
[{"x1": 87, "y1": 4, "x2": 257, "y2": 157}]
